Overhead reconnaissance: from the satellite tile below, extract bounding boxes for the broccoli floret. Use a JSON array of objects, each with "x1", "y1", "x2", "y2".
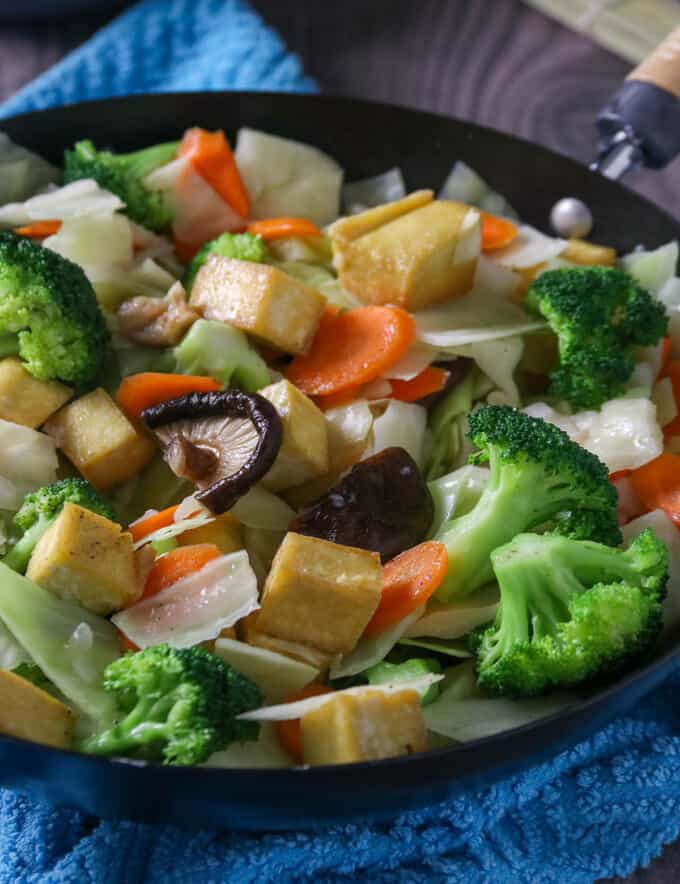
[
  {"x1": 471, "y1": 529, "x2": 667, "y2": 697},
  {"x1": 524, "y1": 266, "x2": 668, "y2": 409},
  {"x1": 0, "y1": 231, "x2": 110, "y2": 384},
  {"x1": 183, "y1": 232, "x2": 270, "y2": 291},
  {"x1": 433, "y1": 405, "x2": 620, "y2": 599},
  {"x1": 3, "y1": 478, "x2": 117, "y2": 573},
  {"x1": 364, "y1": 658, "x2": 442, "y2": 705},
  {"x1": 79, "y1": 644, "x2": 263, "y2": 765},
  {"x1": 173, "y1": 319, "x2": 271, "y2": 391},
  {"x1": 63, "y1": 139, "x2": 179, "y2": 232}
]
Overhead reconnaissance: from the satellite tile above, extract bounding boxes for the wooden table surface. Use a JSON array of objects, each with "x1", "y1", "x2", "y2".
[{"x1": 1, "y1": 1, "x2": 680, "y2": 880}]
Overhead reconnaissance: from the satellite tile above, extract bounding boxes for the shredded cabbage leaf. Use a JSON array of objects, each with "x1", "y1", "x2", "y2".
[
  {"x1": 0, "y1": 179, "x2": 124, "y2": 226},
  {"x1": 439, "y1": 161, "x2": 517, "y2": 219},
  {"x1": 214, "y1": 637, "x2": 318, "y2": 703},
  {"x1": 405, "y1": 585, "x2": 499, "y2": 640},
  {"x1": 329, "y1": 606, "x2": 425, "y2": 679},
  {"x1": 363, "y1": 400, "x2": 427, "y2": 467},
  {"x1": 0, "y1": 133, "x2": 58, "y2": 204},
  {"x1": 343, "y1": 168, "x2": 406, "y2": 214}
]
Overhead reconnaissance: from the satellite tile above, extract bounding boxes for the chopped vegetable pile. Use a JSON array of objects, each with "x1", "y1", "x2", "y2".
[{"x1": 0, "y1": 124, "x2": 677, "y2": 769}]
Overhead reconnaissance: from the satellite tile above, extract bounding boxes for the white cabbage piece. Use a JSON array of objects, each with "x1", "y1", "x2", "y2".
[
  {"x1": 203, "y1": 722, "x2": 291, "y2": 768},
  {"x1": 131, "y1": 509, "x2": 216, "y2": 550},
  {"x1": 363, "y1": 400, "x2": 427, "y2": 467},
  {"x1": 621, "y1": 241, "x2": 678, "y2": 295},
  {"x1": 234, "y1": 128, "x2": 343, "y2": 226},
  {"x1": 0, "y1": 563, "x2": 119, "y2": 725},
  {"x1": 0, "y1": 618, "x2": 31, "y2": 669},
  {"x1": 0, "y1": 420, "x2": 58, "y2": 510},
  {"x1": 0, "y1": 179, "x2": 124, "y2": 226},
  {"x1": 524, "y1": 397, "x2": 663, "y2": 473},
  {"x1": 415, "y1": 257, "x2": 544, "y2": 349},
  {"x1": 381, "y1": 344, "x2": 437, "y2": 381},
  {"x1": 424, "y1": 661, "x2": 576, "y2": 742},
  {"x1": 276, "y1": 261, "x2": 359, "y2": 310},
  {"x1": 428, "y1": 463, "x2": 489, "y2": 534},
  {"x1": 238, "y1": 673, "x2": 445, "y2": 721},
  {"x1": 399, "y1": 637, "x2": 471, "y2": 658},
  {"x1": 343, "y1": 167, "x2": 406, "y2": 214},
  {"x1": 657, "y1": 275, "x2": 680, "y2": 358},
  {"x1": 622, "y1": 510, "x2": 680, "y2": 635},
  {"x1": 651, "y1": 377, "x2": 677, "y2": 428},
  {"x1": 323, "y1": 400, "x2": 373, "y2": 473},
  {"x1": 0, "y1": 133, "x2": 58, "y2": 204},
  {"x1": 230, "y1": 485, "x2": 295, "y2": 531},
  {"x1": 405, "y1": 584, "x2": 499, "y2": 640},
  {"x1": 452, "y1": 336, "x2": 525, "y2": 406},
  {"x1": 112, "y1": 551, "x2": 259, "y2": 649},
  {"x1": 439, "y1": 161, "x2": 518, "y2": 219},
  {"x1": 329, "y1": 606, "x2": 425, "y2": 680},
  {"x1": 490, "y1": 225, "x2": 566, "y2": 270},
  {"x1": 213, "y1": 638, "x2": 318, "y2": 703}
]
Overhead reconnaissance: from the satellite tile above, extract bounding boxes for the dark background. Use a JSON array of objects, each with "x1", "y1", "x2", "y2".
[{"x1": 1, "y1": 1, "x2": 680, "y2": 880}]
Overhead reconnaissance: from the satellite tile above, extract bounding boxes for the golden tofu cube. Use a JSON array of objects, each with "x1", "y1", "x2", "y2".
[
  {"x1": 259, "y1": 379, "x2": 329, "y2": 491},
  {"x1": 178, "y1": 512, "x2": 243, "y2": 554},
  {"x1": 190, "y1": 256, "x2": 326, "y2": 354},
  {"x1": 44, "y1": 388, "x2": 155, "y2": 491},
  {"x1": 26, "y1": 503, "x2": 140, "y2": 615},
  {"x1": 256, "y1": 533, "x2": 382, "y2": 654},
  {"x1": 329, "y1": 190, "x2": 481, "y2": 310},
  {"x1": 301, "y1": 688, "x2": 426, "y2": 765},
  {"x1": 0, "y1": 357, "x2": 71, "y2": 428},
  {"x1": 561, "y1": 238, "x2": 617, "y2": 267},
  {"x1": 240, "y1": 611, "x2": 334, "y2": 674},
  {"x1": 0, "y1": 669, "x2": 73, "y2": 749}
]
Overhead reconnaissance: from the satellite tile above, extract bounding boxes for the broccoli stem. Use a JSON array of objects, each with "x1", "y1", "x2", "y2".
[
  {"x1": 3, "y1": 518, "x2": 50, "y2": 572},
  {"x1": 80, "y1": 693, "x2": 177, "y2": 756},
  {"x1": 0, "y1": 333, "x2": 19, "y2": 359}
]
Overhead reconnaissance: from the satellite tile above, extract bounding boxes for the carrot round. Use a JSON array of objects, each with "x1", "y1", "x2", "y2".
[
  {"x1": 481, "y1": 213, "x2": 517, "y2": 252},
  {"x1": 129, "y1": 505, "x2": 181, "y2": 543},
  {"x1": 276, "y1": 683, "x2": 333, "y2": 763},
  {"x1": 246, "y1": 218, "x2": 322, "y2": 241},
  {"x1": 179, "y1": 127, "x2": 250, "y2": 219},
  {"x1": 13, "y1": 220, "x2": 62, "y2": 239},
  {"x1": 364, "y1": 541, "x2": 449, "y2": 636},
  {"x1": 658, "y1": 337, "x2": 672, "y2": 379},
  {"x1": 389, "y1": 366, "x2": 449, "y2": 403},
  {"x1": 141, "y1": 543, "x2": 221, "y2": 601},
  {"x1": 630, "y1": 452, "x2": 680, "y2": 526},
  {"x1": 116, "y1": 372, "x2": 222, "y2": 420},
  {"x1": 287, "y1": 305, "x2": 417, "y2": 397}
]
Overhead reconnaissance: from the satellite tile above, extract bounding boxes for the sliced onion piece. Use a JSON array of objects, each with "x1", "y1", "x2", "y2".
[
  {"x1": 112, "y1": 550, "x2": 259, "y2": 648},
  {"x1": 238, "y1": 673, "x2": 444, "y2": 721},
  {"x1": 490, "y1": 225, "x2": 566, "y2": 269}
]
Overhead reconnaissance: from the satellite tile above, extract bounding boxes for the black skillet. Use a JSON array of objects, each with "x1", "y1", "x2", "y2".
[{"x1": 1, "y1": 92, "x2": 679, "y2": 831}]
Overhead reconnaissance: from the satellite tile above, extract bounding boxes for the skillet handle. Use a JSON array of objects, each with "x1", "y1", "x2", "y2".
[{"x1": 593, "y1": 26, "x2": 680, "y2": 178}]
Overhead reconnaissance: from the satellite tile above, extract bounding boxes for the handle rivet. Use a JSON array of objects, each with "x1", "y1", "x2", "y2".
[{"x1": 550, "y1": 197, "x2": 593, "y2": 238}]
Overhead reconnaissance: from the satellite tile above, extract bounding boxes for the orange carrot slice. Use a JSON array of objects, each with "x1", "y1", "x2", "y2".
[
  {"x1": 276, "y1": 683, "x2": 333, "y2": 763},
  {"x1": 389, "y1": 366, "x2": 449, "y2": 403},
  {"x1": 481, "y1": 213, "x2": 517, "y2": 252},
  {"x1": 630, "y1": 453, "x2": 680, "y2": 526},
  {"x1": 129, "y1": 505, "x2": 181, "y2": 543},
  {"x1": 141, "y1": 543, "x2": 221, "y2": 601},
  {"x1": 179, "y1": 127, "x2": 250, "y2": 218},
  {"x1": 246, "y1": 217, "x2": 323, "y2": 241},
  {"x1": 13, "y1": 220, "x2": 62, "y2": 239},
  {"x1": 658, "y1": 337, "x2": 672, "y2": 379},
  {"x1": 364, "y1": 541, "x2": 449, "y2": 636},
  {"x1": 116, "y1": 372, "x2": 222, "y2": 420},
  {"x1": 287, "y1": 305, "x2": 416, "y2": 397}
]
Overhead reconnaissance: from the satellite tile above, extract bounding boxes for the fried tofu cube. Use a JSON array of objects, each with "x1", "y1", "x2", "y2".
[
  {"x1": 190, "y1": 256, "x2": 326, "y2": 354},
  {"x1": 178, "y1": 512, "x2": 243, "y2": 554},
  {"x1": 259, "y1": 379, "x2": 329, "y2": 491},
  {"x1": 256, "y1": 533, "x2": 382, "y2": 654},
  {"x1": 561, "y1": 238, "x2": 617, "y2": 267},
  {"x1": 0, "y1": 357, "x2": 72, "y2": 428},
  {"x1": 26, "y1": 503, "x2": 140, "y2": 615},
  {"x1": 240, "y1": 611, "x2": 335, "y2": 674},
  {"x1": 301, "y1": 688, "x2": 426, "y2": 765},
  {"x1": 329, "y1": 190, "x2": 481, "y2": 310},
  {"x1": 0, "y1": 669, "x2": 73, "y2": 749},
  {"x1": 44, "y1": 388, "x2": 155, "y2": 491}
]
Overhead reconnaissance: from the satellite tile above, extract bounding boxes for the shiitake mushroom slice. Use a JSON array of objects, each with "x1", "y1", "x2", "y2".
[
  {"x1": 141, "y1": 391, "x2": 283, "y2": 514},
  {"x1": 290, "y1": 446, "x2": 434, "y2": 562}
]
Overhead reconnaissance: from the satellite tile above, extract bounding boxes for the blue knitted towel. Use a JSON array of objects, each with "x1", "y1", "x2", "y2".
[{"x1": 2, "y1": 1, "x2": 680, "y2": 881}]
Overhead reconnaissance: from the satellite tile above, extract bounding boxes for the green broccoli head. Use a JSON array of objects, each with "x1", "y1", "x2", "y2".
[
  {"x1": 471, "y1": 528, "x2": 667, "y2": 697},
  {"x1": 0, "y1": 232, "x2": 110, "y2": 385},
  {"x1": 433, "y1": 405, "x2": 621, "y2": 599},
  {"x1": 4, "y1": 478, "x2": 117, "y2": 573},
  {"x1": 183, "y1": 232, "x2": 270, "y2": 290},
  {"x1": 63, "y1": 139, "x2": 179, "y2": 232},
  {"x1": 79, "y1": 644, "x2": 263, "y2": 765},
  {"x1": 524, "y1": 266, "x2": 668, "y2": 409}
]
